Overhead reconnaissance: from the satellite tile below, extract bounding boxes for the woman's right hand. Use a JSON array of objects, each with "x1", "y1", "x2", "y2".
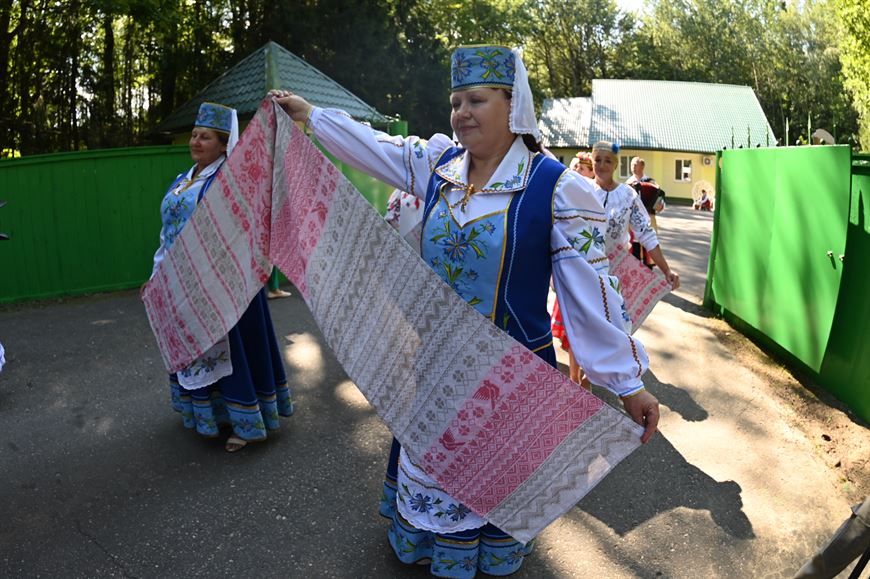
[
  {"x1": 268, "y1": 90, "x2": 313, "y2": 123},
  {"x1": 620, "y1": 389, "x2": 660, "y2": 444}
]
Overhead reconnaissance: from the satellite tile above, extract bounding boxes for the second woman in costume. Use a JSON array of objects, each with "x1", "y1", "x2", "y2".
[{"x1": 150, "y1": 102, "x2": 293, "y2": 453}]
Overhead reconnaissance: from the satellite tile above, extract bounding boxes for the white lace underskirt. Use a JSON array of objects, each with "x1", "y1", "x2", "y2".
[{"x1": 396, "y1": 447, "x2": 487, "y2": 534}]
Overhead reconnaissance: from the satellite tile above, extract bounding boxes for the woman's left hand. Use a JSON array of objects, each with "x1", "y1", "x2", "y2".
[
  {"x1": 268, "y1": 89, "x2": 313, "y2": 122},
  {"x1": 665, "y1": 269, "x2": 680, "y2": 290}
]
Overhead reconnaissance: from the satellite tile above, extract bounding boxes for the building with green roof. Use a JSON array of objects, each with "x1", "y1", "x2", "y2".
[
  {"x1": 540, "y1": 79, "x2": 776, "y2": 200},
  {"x1": 156, "y1": 41, "x2": 391, "y2": 141}
]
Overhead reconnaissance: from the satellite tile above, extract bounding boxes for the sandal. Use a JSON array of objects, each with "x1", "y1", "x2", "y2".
[
  {"x1": 225, "y1": 435, "x2": 248, "y2": 453},
  {"x1": 267, "y1": 289, "x2": 292, "y2": 299}
]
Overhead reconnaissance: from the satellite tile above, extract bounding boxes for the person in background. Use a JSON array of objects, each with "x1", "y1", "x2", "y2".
[
  {"x1": 625, "y1": 156, "x2": 655, "y2": 186},
  {"x1": 552, "y1": 150, "x2": 596, "y2": 385},
  {"x1": 271, "y1": 43, "x2": 659, "y2": 578},
  {"x1": 630, "y1": 180, "x2": 667, "y2": 266},
  {"x1": 569, "y1": 151, "x2": 594, "y2": 179},
  {"x1": 149, "y1": 102, "x2": 293, "y2": 453},
  {"x1": 592, "y1": 141, "x2": 680, "y2": 291},
  {"x1": 267, "y1": 267, "x2": 292, "y2": 298},
  {"x1": 694, "y1": 188, "x2": 713, "y2": 211},
  {"x1": 384, "y1": 188, "x2": 424, "y2": 248}
]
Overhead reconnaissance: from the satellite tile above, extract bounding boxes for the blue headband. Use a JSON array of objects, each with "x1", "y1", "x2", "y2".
[
  {"x1": 451, "y1": 45, "x2": 515, "y2": 91},
  {"x1": 195, "y1": 102, "x2": 234, "y2": 133}
]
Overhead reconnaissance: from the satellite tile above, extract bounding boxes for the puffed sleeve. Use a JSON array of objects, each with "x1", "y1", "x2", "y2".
[
  {"x1": 628, "y1": 189, "x2": 659, "y2": 251},
  {"x1": 551, "y1": 172, "x2": 649, "y2": 396},
  {"x1": 384, "y1": 188, "x2": 402, "y2": 230},
  {"x1": 307, "y1": 107, "x2": 454, "y2": 199}
]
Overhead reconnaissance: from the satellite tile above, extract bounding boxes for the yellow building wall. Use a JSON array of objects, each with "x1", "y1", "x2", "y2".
[
  {"x1": 630, "y1": 150, "x2": 716, "y2": 201},
  {"x1": 548, "y1": 147, "x2": 717, "y2": 202}
]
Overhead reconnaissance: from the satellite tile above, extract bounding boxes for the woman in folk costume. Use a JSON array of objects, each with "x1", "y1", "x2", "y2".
[
  {"x1": 569, "y1": 150, "x2": 594, "y2": 179},
  {"x1": 592, "y1": 141, "x2": 680, "y2": 332},
  {"x1": 551, "y1": 151, "x2": 595, "y2": 386},
  {"x1": 384, "y1": 187, "x2": 425, "y2": 247},
  {"x1": 272, "y1": 45, "x2": 659, "y2": 577},
  {"x1": 151, "y1": 102, "x2": 293, "y2": 452}
]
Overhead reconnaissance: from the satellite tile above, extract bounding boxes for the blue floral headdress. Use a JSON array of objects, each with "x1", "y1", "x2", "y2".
[
  {"x1": 194, "y1": 102, "x2": 239, "y2": 156},
  {"x1": 451, "y1": 45, "x2": 515, "y2": 91},
  {"x1": 195, "y1": 102, "x2": 233, "y2": 133}
]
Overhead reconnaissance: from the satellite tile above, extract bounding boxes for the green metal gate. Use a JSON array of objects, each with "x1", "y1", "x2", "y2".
[{"x1": 706, "y1": 146, "x2": 869, "y2": 422}]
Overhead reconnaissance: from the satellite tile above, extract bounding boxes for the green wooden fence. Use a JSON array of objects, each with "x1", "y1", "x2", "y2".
[
  {"x1": 705, "y1": 147, "x2": 869, "y2": 423},
  {"x1": 0, "y1": 144, "x2": 393, "y2": 304}
]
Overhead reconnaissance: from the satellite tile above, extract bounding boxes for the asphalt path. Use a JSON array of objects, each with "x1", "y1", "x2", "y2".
[
  {"x1": 654, "y1": 205, "x2": 715, "y2": 301},
  {"x1": 0, "y1": 205, "x2": 861, "y2": 578}
]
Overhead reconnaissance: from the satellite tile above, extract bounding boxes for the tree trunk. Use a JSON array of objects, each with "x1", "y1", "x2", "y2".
[{"x1": 99, "y1": 12, "x2": 116, "y2": 147}]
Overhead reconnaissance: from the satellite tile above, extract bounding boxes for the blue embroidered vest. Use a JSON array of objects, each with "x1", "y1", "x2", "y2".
[
  {"x1": 159, "y1": 165, "x2": 222, "y2": 251},
  {"x1": 421, "y1": 148, "x2": 566, "y2": 366}
]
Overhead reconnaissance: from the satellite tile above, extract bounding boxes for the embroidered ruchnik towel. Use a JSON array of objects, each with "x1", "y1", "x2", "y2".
[
  {"x1": 142, "y1": 100, "x2": 643, "y2": 543},
  {"x1": 608, "y1": 244, "x2": 672, "y2": 334}
]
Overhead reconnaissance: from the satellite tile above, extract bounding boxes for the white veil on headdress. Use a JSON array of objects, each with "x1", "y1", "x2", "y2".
[
  {"x1": 227, "y1": 109, "x2": 239, "y2": 156},
  {"x1": 508, "y1": 48, "x2": 541, "y2": 143}
]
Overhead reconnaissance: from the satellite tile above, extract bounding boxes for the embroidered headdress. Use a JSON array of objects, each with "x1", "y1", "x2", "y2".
[
  {"x1": 575, "y1": 151, "x2": 593, "y2": 167},
  {"x1": 450, "y1": 44, "x2": 541, "y2": 142},
  {"x1": 592, "y1": 141, "x2": 620, "y2": 155},
  {"x1": 195, "y1": 102, "x2": 240, "y2": 155}
]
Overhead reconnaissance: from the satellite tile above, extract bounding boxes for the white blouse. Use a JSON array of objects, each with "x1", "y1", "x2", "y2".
[
  {"x1": 308, "y1": 107, "x2": 648, "y2": 397},
  {"x1": 595, "y1": 183, "x2": 659, "y2": 252}
]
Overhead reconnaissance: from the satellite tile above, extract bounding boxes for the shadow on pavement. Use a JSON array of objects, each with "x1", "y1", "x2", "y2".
[
  {"x1": 577, "y1": 434, "x2": 755, "y2": 541},
  {"x1": 645, "y1": 369, "x2": 709, "y2": 422},
  {"x1": 662, "y1": 291, "x2": 717, "y2": 318}
]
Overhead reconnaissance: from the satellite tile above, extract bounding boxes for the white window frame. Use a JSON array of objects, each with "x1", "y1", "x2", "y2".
[
  {"x1": 619, "y1": 155, "x2": 632, "y2": 179},
  {"x1": 675, "y1": 159, "x2": 693, "y2": 182}
]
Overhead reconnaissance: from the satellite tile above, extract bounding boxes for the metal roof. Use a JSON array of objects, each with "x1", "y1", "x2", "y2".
[
  {"x1": 539, "y1": 97, "x2": 592, "y2": 148},
  {"x1": 155, "y1": 41, "x2": 389, "y2": 134},
  {"x1": 539, "y1": 80, "x2": 775, "y2": 153}
]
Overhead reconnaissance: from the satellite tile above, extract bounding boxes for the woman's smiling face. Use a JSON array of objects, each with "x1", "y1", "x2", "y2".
[
  {"x1": 593, "y1": 150, "x2": 617, "y2": 181},
  {"x1": 189, "y1": 127, "x2": 227, "y2": 169},
  {"x1": 449, "y1": 87, "x2": 513, "y2": 156}
]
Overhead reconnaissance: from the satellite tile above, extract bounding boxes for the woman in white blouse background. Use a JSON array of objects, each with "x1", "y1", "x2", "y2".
[{"x1": 592, "y1": 141, "x2": 680, "y2": 290}]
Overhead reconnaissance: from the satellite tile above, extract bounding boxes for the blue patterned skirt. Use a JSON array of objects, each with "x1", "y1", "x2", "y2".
[
  {"x1": 380, "y1": 439, "x2": 532, "y2": 578},
  {"x1": 169, "y1": 289, "x2": 293, "y2": 440}
]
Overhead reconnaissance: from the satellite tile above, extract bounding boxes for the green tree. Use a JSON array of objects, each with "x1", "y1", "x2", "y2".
[
  {"x1": 833, "y1": 0, "x2": 870, "y2": 148},
  {"x1": 522, "y1": 0, "x2": 637, "y2": 99},
  {"x1": 635, "y1": 0, "x2": 856, "y2": 146}
]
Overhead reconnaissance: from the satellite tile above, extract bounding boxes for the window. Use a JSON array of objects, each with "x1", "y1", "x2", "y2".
[
  {"x1": 619, "y1": 155, "x2": 632, "y2": 178},
  {"x1": 675, "y1": 159, "x2": 692, "y2": 182}
]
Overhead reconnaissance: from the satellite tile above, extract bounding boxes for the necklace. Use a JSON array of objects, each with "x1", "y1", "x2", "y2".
[
  {"x1": 450, "y1": 183, "x2": 476, "y2": 212},
  {"x1": 173, "y1": 176, "x2": 201, "y2": 195}
]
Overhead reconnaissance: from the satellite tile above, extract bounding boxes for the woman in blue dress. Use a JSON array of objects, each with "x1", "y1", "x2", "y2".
[
  {"x1": 151, "y1": 102, "x2": 293, "y2": 452},
  {"x1": 272, "y1": 46, "x2": 660, "y2": 577}
]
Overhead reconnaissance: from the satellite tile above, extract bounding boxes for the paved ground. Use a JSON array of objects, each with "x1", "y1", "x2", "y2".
[{"x1": 0, "y1": 205, "x2": 867, "y2": 578}]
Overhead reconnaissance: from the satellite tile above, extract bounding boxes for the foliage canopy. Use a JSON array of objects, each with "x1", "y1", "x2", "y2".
[{"x1": 0, "y1": 0, "x2": 863, "y2": 156}]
